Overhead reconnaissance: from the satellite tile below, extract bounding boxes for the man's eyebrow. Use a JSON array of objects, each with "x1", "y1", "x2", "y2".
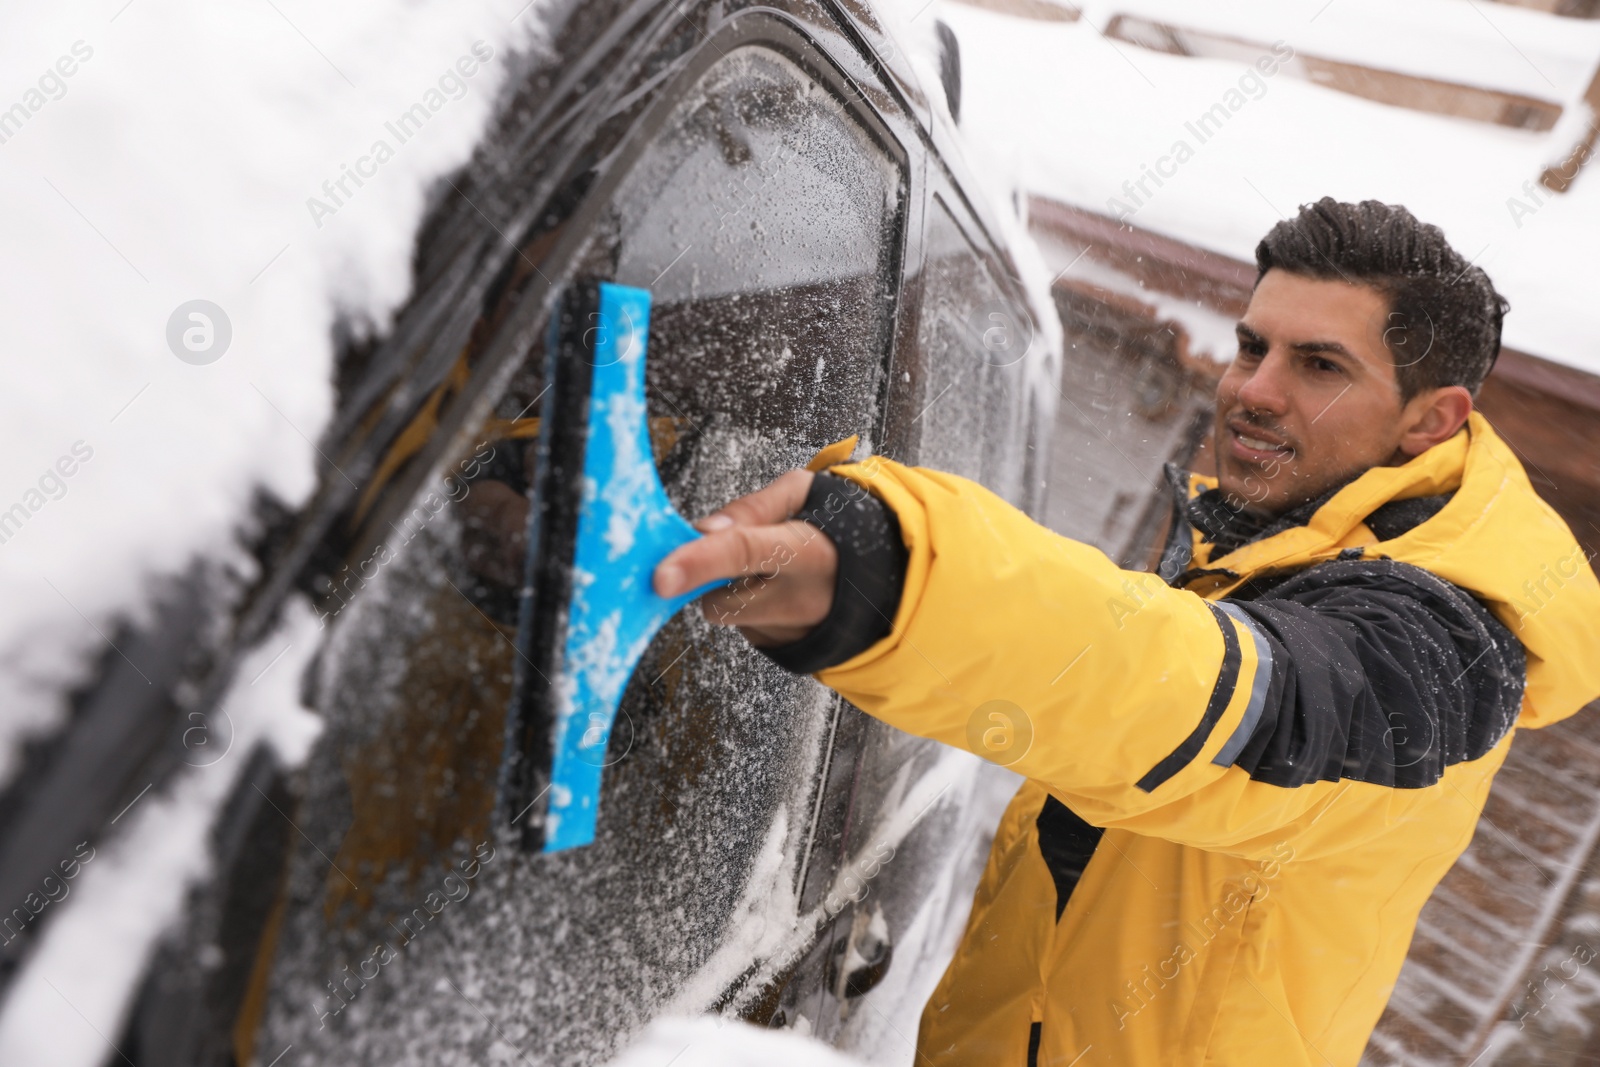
[
  {"x1": 1235, "y1": 325, "x2": 1358, "y2": 363},
  {"x1": 1290, "y1": 340, "x2": 1354, "y2": 359}
]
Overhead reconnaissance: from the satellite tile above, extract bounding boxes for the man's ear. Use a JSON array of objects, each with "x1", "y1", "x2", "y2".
[{"x1": 1396, "y1": 384, "x2": 1473, "y2": 458}]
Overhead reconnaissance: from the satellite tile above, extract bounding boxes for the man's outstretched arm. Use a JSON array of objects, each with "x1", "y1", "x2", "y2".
[{"x1": 655, "y1": 458, "x2": 1523, "y2": 857}]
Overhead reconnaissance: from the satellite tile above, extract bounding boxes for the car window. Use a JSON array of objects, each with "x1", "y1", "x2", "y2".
[
  {"x1": 307, "y1": 39, "x2": 908, "y2": 928},
  {"x1": 580, "y1": 43, "x2": 903, "y2": 516},
  {"x1": 464, "y1": 43, "x2": 906, "y2": 629},
  {"x1": 909, "y1": 194, "x2": 1031, "y2": 504}
]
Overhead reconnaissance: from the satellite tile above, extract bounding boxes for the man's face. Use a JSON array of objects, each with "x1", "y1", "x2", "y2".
[{"x1": 1213, "y1": 269, "x2": 1413, "y2": 517}]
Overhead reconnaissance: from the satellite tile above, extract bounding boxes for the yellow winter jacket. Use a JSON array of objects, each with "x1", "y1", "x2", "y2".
[{"x1": 815, "y1": 413, "x2": 1600, "y2": 1067}]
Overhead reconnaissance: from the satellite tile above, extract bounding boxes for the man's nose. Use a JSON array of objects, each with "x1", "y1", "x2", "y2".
[{"x1": 1235, "y1": 350, "x2": 1292, "y2": 415}]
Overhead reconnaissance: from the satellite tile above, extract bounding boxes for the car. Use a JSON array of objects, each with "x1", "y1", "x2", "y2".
[{"x1": 0, "y1": 1, "x2": 1060, "y2": 1063}]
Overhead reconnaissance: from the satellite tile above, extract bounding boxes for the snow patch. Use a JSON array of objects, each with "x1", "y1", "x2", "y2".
[
  {"x1": 600, "y1": 315, "x2": 651, "y2": 560},
  {"x1": 657, "y1": 806, "x2": 801, "y2": 1015},
  {"x1": 1076, "y1": 0, "x2": 1600, "y2": 102},
  {"x1": 0, "y1": 600, "x2": 324, "y2": 1067},
  {"x1": 0, "y1": 0, "x2": 547, "y2": 787}
]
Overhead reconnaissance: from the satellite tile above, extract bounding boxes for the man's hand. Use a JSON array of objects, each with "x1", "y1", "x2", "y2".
[{"x1": 653, "y1": 469, "x2": 838, "y2": 647}]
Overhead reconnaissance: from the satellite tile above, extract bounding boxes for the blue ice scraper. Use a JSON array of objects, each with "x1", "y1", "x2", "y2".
[{"x1": 499, "y1": 281, "x2": 727, "y2": 853}]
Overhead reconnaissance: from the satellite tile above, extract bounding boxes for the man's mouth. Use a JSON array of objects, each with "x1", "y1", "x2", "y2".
[
  {"x1": 1226, "y1": 420, "x2": 1295, "y2": 463},
  {"x1": 1237, "y1": 431, "x2": 1283, "y2": 451}
]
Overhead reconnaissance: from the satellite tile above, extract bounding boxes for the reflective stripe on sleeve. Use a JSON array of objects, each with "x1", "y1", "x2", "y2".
[
  {"x1": 1210, "y1": 602, "x2": 1275, "y2": 768},
  {"x1": 1135, "y1": 602, "x2": 1242, "y2": 793}
]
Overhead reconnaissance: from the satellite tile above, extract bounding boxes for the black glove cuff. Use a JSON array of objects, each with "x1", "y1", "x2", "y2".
[{"x1": 757, "y1": 471, "x2": 909, "y2": 675}]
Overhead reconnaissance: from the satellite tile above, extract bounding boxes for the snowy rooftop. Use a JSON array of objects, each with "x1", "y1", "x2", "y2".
[
  {"x1": 943, "y1": 0, "x2": 1600, "y2": 374},
  {"x1": 1084, "y1": 0, "x2": 1600, "y2": 101}
]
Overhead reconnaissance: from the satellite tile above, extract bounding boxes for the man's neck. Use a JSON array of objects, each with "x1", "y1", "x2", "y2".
[{"x1": 1188, "y1": 477, "x2": 1357, "y2": 556}]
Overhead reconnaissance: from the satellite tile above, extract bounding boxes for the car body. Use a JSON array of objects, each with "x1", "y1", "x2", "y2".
[{"x1": 0, "y1": 1, "x2": 1059, "y2": 1063}]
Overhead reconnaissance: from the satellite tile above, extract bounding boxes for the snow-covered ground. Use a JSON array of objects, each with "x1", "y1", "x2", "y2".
[{"x1": 943, "y1": 0, "x2": 1600, "y2": 372}]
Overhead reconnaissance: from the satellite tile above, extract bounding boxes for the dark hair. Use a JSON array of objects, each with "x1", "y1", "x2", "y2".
[{"x1": 1254, "y1": 198, "x2": 1509, "y2": 401}]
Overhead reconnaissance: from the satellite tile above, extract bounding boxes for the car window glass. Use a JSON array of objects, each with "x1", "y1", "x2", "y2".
[
  {"x1": 596, "y1": 43, "x2": 902, "y2": 517},
  {"x1": 306, "y1": 40, "x2": 907, "y2": 928},
  {"x1": 462, "y1": 44, "x2": 905, "y2": 615},
  {"x1": 913, "y1": 195, "x2": 1028, "y2": 503}
]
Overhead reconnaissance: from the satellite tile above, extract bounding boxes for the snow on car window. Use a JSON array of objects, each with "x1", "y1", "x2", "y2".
[
  {"x1": 260, "y1": 41, "x2": 909, "y2": 1066},
  {"x1": 616, "y1": 50, "x2": 897, "y2": 302},
  {"x1": 607, "y1": 45, "x2": 901, "y2": 515}
]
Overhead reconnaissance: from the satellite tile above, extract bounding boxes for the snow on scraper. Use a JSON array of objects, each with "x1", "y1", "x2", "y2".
[{"x1": 499, "y1": 280, "x2": 727, "y2": 853}]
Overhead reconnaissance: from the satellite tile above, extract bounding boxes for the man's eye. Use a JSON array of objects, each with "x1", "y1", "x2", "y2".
[
  {"x1": 1309, "y1": 356, "x2": 1342, "y2": 374},
  {"x1": 1237, "y1": 344, "x2": 1265, "y2": 360}
]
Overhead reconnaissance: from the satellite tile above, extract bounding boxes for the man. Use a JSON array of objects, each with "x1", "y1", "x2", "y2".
[{"x1": 654, "y1": 198, "x2": 1600, "y2": 1065}]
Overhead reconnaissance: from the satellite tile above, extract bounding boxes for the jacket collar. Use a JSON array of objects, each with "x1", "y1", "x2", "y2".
[{"x1": 1172, "y1": 412, "x2": 1600, "y2": 729}]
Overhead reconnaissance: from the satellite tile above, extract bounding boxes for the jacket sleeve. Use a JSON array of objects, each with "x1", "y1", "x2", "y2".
[
  {"x1": 813, "y1": 458, "x2": 1524, "y2": 856},
  {"x1": 1218, "y1": 559, "x2": 1524, "y2": 790}
]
